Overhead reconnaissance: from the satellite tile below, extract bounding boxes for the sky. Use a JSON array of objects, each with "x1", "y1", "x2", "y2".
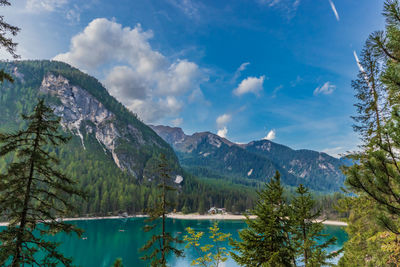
[{"x1": 2, "y1": 0, "x2": 386, "y2": 157}]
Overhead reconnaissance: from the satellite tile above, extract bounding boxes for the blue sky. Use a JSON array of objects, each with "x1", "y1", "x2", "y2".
[{"x1": 3, "y1": 0, "x2": 386, "y2": 157}]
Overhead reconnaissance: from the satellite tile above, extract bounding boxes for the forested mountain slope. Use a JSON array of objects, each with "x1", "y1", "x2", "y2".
[
  {"x1": 151, "y1": 125, "x2": 347, "y2": 192},
  {"x1": 0, "y1": 60, "x2": 255, "y2": 215}
]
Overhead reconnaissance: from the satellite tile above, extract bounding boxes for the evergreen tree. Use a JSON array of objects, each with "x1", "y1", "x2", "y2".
[
  {"x1": 339, "y1": 0, "x2": 400, "y2": 264},
  {"x1": 291, "y1": 184, "x2": 339, "y2": 267},
  {"x1": 344, "y1": 0, "x2": 400, "y2": 235},
  {"x1": 0, "y1": 0, "x2": 20, "y2": 82},
  {"x1": 140, "y1": 153, "x2": 184, "y2": 266},
  {"x1": 0, "y1": 99, "x2": 85, "y2": 266},
  {"x1": 230, "y1": 171, "x2": 295, "y2": 267}
]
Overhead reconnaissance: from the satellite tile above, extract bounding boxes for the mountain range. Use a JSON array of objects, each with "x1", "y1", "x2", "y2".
[
  {"x1": 150, "y1": 125, "x2": 347, "y2": 192},
  {"x1": 0, "y1": 60, "x2": 256, "y2": 214},
  {"x1": 0, "y1": 60, "x2": 347, "y2": 217}
]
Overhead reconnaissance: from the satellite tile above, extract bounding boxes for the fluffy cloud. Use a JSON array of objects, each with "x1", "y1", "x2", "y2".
[
  {"x1": 314, "y1": 82, "x2": 335, "y2": 95},
  {"x1": 217, "y1": 127, "x2": 228, "y2": 138},
  {"x1": 328, "y1": 0, "x2": 340, "y2": 21},
  {"x1": 216, "y1": 113, "x2": 232, "y2": 128},
  {"x1": 234, "y1": 76, "x2": 265, "y2": 96},
  {"x1": 26, "y1": 0, "x2": 68, "y2": 12},
  {"x1": 263, "y1": 130, "x2": 276, "y2": 140},
  {"x1": 105, "y1": 66, "x2": 147, "y2": 100},
  {"x1": 54, "y1": 18, "x2": 206, "y2": 123}
]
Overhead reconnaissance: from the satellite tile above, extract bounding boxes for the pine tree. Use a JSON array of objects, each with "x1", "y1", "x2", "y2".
[
  {"x1": 0, "y1": 0, "x2": 20, "y2": 82},
  {"x1": 0, "y1": 99, "x2": 85, "y2": 266},
  {"x1": 344, "y1": 0, "x2": 400, "y2": 235},
  {"x1": 291, "y1": 184, "x2": 339, "y2": 267},
  {"x1": 230, "y1": 171, "x2": 295, "y2": 267},
  {"x1": 140, "y1": 153, "x2": 184, "y2": 266}
]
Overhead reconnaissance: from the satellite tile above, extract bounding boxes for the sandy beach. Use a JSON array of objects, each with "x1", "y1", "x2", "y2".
[{"x1": 0, "y1": 214, "x2": 347, "y2": 227}]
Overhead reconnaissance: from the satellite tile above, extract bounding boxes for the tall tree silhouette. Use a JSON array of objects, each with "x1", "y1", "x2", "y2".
[{"x1": 0, "y1": 99, "x2": 85, "y2": 266}]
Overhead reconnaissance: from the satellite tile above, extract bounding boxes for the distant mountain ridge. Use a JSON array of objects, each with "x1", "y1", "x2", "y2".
[
  {"x1": 150, "y1": 125, "x2": 347, "y2": 192},
  {"x1": 0, "y1": 60, "x2": 259, "y2": 215}
]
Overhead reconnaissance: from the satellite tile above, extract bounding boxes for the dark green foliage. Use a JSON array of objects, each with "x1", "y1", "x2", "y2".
[
  {"x1": 230, "y1": 172, "x2": 295, "y2": 267},
  {"x1": 0, "y1": 0, "x2": 20, "y2": 83},
  {"x1": 343, "y1": 0, "x2": 400, "y2": 235},
  {"x1": 340, "y1": 0, "x2": 400, "y2": 264},
  {"x1": 230, "y1": 173, "x2": 339, "y2": 267},
  {"x1": 140, "y1": 154, "x2": 183, "y2": 266},
  {"x1": 0, "y1": 99, "x2": 85, "y2": 266},
  {"x1": 291, "y1": 184, "x2": 340, "y2": 266}
]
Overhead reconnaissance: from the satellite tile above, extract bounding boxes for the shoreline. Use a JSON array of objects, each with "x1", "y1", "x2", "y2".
[{"x1": 0, "y1": 214, "x2": 348, "y2": 227}]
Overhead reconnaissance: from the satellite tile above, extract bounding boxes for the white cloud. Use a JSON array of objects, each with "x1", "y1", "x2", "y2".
[
  {"x1": 237, "y1": 62, "x2": 250, "y2": 72},
  {"x1": 54, "y1": 18, "x2": 207, "y2": 123},
  {"x1": 216, "y1": 114, "x2": 232, "y2": 128},
  {"x1": 314, "y1": 82, "x2": 336, "y2": 95},
  {"x1": 232, "y1": 62, "x2": 250, "y2": 81},
  {"x1": 234, "y1": 76, "x2": 265, "y2": 96},
  {"x1": 328, "y1": 0, "x2": 340, "y2": 21},
  {"x1": 171, "y1": 118, "x2": 183, "y2": 127},
  {"x1": 353, "y1": 50, "x2": 372, "y2": 87},
  {"x1": 217, "y1": 127, "x2": 228, "y2": 138},
  {"x1": 263, "y1": 130, "x2": 276, "y2": 140},
  {"x1": 322, "y1": 146, "x2": 343, "y2": 158},
  {"x1": 26, "y1": 0, "x2": 68, "y2": 12},
  {"x1": 105, "y1": 66, "x2": 147, "y2": 100},
  {"x1": 353, "y1": 50, "x2": 365, "y2": 73},
  {"x1": 272, "y1": 85, "x2": 283, "y2": 98}
]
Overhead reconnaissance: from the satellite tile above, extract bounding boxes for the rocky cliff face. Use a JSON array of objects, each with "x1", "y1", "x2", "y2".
[{"x1": 39, "y1": 73, "x2": 171, "y2": 178}]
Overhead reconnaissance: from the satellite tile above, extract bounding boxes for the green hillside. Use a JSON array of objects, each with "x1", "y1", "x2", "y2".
[{"x1": 0, "y1": 60, "x2": 256, "y2": 215}]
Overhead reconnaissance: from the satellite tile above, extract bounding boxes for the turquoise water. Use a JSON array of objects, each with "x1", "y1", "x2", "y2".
[{"x1": 3, "y1": 218, "x2": 348, "y2": 266}]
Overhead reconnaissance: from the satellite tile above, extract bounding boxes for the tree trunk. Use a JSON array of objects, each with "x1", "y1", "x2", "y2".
[{"x1": 12, "y1": 123, "x2": 41, "y2": 267}]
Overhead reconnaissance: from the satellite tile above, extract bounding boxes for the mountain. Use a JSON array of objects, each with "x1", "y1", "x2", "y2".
[
  {"x1": 0, "y1": 60, "x2": 255, "y2": 215},
  {"x1": 150, "y1": 125, "x2": 346, "y2": 192}
]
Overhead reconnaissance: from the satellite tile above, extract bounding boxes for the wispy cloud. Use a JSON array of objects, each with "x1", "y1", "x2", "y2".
[
  {"x1": 232, "y1": 62, "x2": 250, "y2": 82},
  {"x1": 322, "y1": 146, "x2": 343, "y2": 158},
  {"x1": 353, "y1": 50, "x2": 365, "y2": 73},
  {"x1": 171, "y1": 118, "x2": 183, "y2": 127},
  {"x1": 258, "y1": 0, "x2": 301, "y2": 20},
  {"x1": 216, "y1": 113, "x2": 232, "y2": 128},
  {"x1": 328, "y1": 0, "x2": 340, "y2": 21},
  {"x1": 167, "y1": 0, "x2": 200, "y2": 19},
  {"x1": 314, "y1": 82, "x2": 336, "y2": 95},
  {"x1": 272, "y1": 85, "x2": 283, "y2": 98},
  {"x1": 26, "y1": 0, "x2": 68, "y2": 12}
]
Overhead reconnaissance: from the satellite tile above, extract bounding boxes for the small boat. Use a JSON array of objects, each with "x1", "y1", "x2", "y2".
[
  {"x1": 118, "y1": 229, "x2": 125, "y2": 232},
  {"x1": 82, "y1": 237, "x2": 88, "y2": 240}
]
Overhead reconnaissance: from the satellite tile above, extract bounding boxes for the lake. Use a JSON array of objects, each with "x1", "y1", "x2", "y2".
[{"x1": 8, "y1": 218, "x2": 348, "y2": 266}]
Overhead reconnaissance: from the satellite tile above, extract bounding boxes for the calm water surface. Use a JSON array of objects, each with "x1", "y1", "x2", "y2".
[{"x1": 4, "y1": 218, "x2": 348, "y2": 266}]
